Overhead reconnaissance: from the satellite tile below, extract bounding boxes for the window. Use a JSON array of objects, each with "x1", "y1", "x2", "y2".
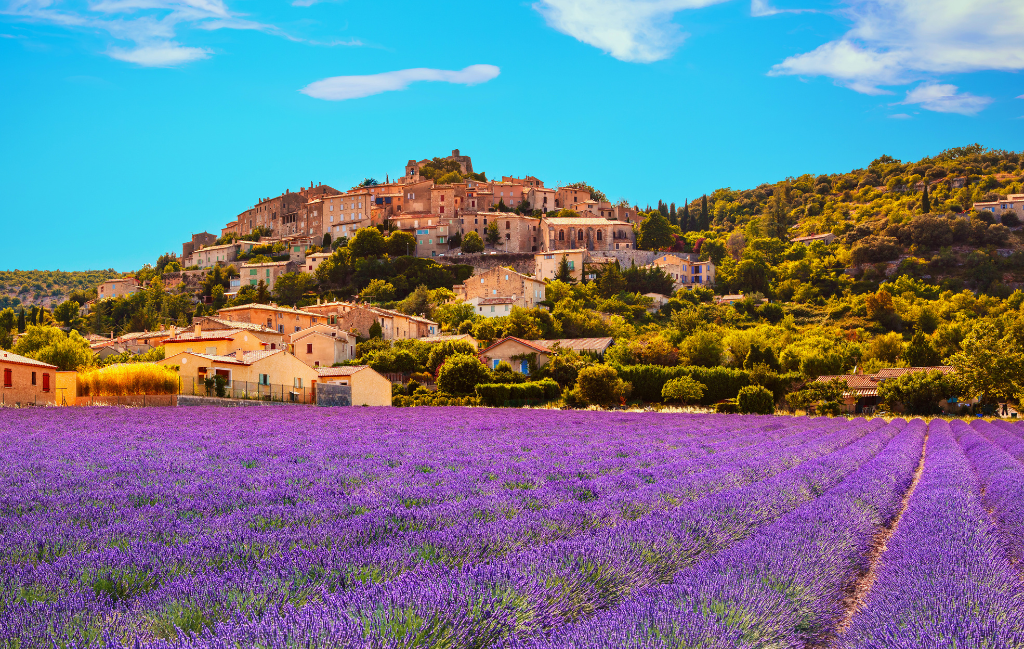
[
  {"x1": 206, "y1": 346, "x2": 217, "y2": 355},
  {"x1": 31, "y1": 372, "x2": 36, "y2": 386},
  {"x1": 4, "y1": 369, "x2": 12, "y2": 388},
  {"x1": 260, "y1": 374, "x2": 269, "y2": 385},
  {"x1": 596, "y1": 230, "x2": 603, "y2": 241},
  {"x1": 492, "y1": 359, "x2": 500, "y2": 369},
  {"x1": 577, "y1": 230, "x2": 584, "y2": 240},
  {"x1": 307, "y1": 343, "x2": 313, "y2": 354},
  {"x1": 42, "y1": 373, "x2": 49, "y2": 393},
  {"x1": 559, "y1": 230, "x2": 565, "y2": 241},
  {"x1": 506, "y1": 221, "x2": 511, "y2": 229},
  {"x1": 294, "y1": 377, "x2": 303, "y2": 389},
  {"x1": 490, "y1": 306, "x2": 495, "y2": 312}
]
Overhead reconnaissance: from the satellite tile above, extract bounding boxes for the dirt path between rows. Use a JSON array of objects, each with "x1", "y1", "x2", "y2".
[{"x1": 819, "y1": 432, "x2": 929, "y2": 648}]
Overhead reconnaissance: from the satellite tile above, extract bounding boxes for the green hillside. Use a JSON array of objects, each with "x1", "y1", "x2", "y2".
[{"x1": 0, "y1": 269, "x2": 121, "y2": 310}]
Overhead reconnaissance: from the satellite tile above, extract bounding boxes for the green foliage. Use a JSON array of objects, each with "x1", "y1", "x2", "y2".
[
  {"x1": 13, "y1": 325, "x2": 94, "y2": 371},
  {"x1": 462, "y1": 231, "x2": 484, "y2": 254},
  {"x1": 476, "y1": 379, "x2": 561, "y2": 406},
  {"x1": 437, "y1": 353, "x2": 490, "y2": 396},
  {"x1": 616, "y1": 365, "x2": 751, "y2": 405},
  {"x1": 271, "y1": 273, "x2": 315, "y2": 307},
  {"x1": 349, "y1": 227, "x2": 388, "y2": 259},
  {"x1": 566, "y1": 365, "x2": 631, "y2": 407},
  {"x1": 360, "y1": 279, "x2": 396, "y2": 303},
  {"x1": 368, "y1": 321, "x2": 383, "y2": 339},
  {"x1": 426, "y1": 340, "x2": 477, "y2": 374},
  {"x1": 555, "y1": 255, "x2": 576, "y2": 283},
  {"x1": 661, "y1": 376, "x2": 705, "y2": 404},
  {"x1": 878, "y1": 370, "x2": 954, "y2": 415},
  {"x1": 485, "y1": 222, "x2": 501, "y2": 246},
  {"x1": 636, "y1": 211, "x2": 675, "y2": 251},
  {"x1": 386, "y1": 231, "x2": 417, "y2": 257},
  {"x1": 737, "y1": 384, "x2": 775, "y2": 414}
]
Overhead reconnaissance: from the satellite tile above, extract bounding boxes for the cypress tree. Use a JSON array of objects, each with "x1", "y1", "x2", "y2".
[
  {"x1": 681, "y1": 201, "x2": 691, "y2": 231},
  {"x1": 921, "y1": 182, "x2": 930, "y2": 214},
  {"x1": 669, "y1": 202, "x2": 677, "y2": 224},
  {"x1": 17, "y1": 308, "x2": 26, "y2": 333},
  {"x1": 700, "y1": 195, "x2": 709, "y2": 230}
]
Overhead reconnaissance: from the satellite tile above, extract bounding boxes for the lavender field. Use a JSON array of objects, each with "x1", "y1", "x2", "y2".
[{"x1": 2, "y1": 408, "x2": 1023, "y2": 648}]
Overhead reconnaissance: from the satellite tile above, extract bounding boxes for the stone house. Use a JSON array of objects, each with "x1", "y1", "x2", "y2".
[
  {"x1": 0, "y1": 350, "x2": 58, "y2": 406},
  {"x1": 239, "y1": 260, "x2": 300, "y2": 293},
  {"x1": 301, "y1": 302, "x2": 439, "y2": 340},
  {"x1": 974, "y1": 194, "x2": 1024, "y2": 219},
  {"x1": 316, "y1": 365, "x2": 392, "y2": 406},
  {"x1": 652, "y1": 254, "x2": 716, "y2": 291},
  {"x1": 303, "y1": 252, "x2": 333, "y2": 275},
  {"x1": 322, "y1": 190, "x2": 373, "y2": 241},
  {"x1": 535, "y1": 250, "x2": 584, "y2": 281},
  {"x1": 182, "y1": 232, "x2": 217, "y2": 261},
  {"x1": 526, "y1": 187, "x2": 557, "y2": 213},
  {"x1": 217, "y1": 303, "x2": 321, "y2": 334},
  {"x1": 790, "y1": 233, "x2": 837, "y2": 245},
  {"x1": 470, "y1": 297, "x2": 515, "y2": 318},
  {"x1": 97, "y1": 278, "x2": 140, "y2": 300},
  {"x1": 160, "y1": 349, "x2": 320, "y2": 397},
  {"x1": 503, "y1": 175, "x2": 544, "y2": 188},
  {"x1": 554, "y1": 186, "x2": 594, "y2": 210},
  {"x1": 453, "y1": 266, "x2": 546, "y2": 310}
]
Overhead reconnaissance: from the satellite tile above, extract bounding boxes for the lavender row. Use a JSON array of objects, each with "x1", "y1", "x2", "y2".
[
  {"x1": 976, "y1": 418, "x2": 1024, "y2": 462},
  {"x1": 1, "y1": 416, "x2": 862, "y2": 646},
  {"x1": 954, "y1": 420, "x2": 1024, "y2": 566},
  {"x1": 504, "y1": 419, "x2": 925, "y2": 649},
  {"x1": 134, "y1": 418, "x2": 897, "y2": 648},
  {"x1": 838, "y1": 420, "x2": 1024, "y2": 648}
]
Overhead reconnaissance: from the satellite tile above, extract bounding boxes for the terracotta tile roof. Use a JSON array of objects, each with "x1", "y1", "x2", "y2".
[
  {"x1": 167, "y1": 330, "x2": 246, "y2": 343},
  {"x1": 317, "y1": 365, "x2": 369, "y2": 377},
  {"x1": 542, "y1": 217, "x2": 619, "y2": 226},
  {"x1": 219, "y1": 303, "x2": 309, "y2": 316},
  {"x1": 479, "y1": 336, "x2": 551, "y2": 356},
  {"x1": 532, "y1": 338, "x2": 614, "y2": 353},
  {"x1": 873, "y1": 366, "x2": 953, "y2": 379},
  {"x1": 418, "y1": 334, "x2": 476, "y2": 345},
  {"x1": 0, "y1": 351, "x2": 58, "y2": 369},
  {"x1": 477, "y1": 297, "x2": 515, "y2": 305},
  {"x1": 812, "y1": 374, "x2": 878, "y2": 390},
  {"x1": 201, "y1": 317, "x2": 279, "y2": 334}
]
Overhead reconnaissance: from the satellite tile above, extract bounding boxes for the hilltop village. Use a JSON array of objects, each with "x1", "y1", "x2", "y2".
[{"x1": 3, "y1": 145, "x2": 1024, "y2": 415}]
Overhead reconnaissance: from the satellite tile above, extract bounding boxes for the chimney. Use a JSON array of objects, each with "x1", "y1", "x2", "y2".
[
  {"x1": 194, "y1": 323, "x2": 202, "y2": 336},
  {"x1": 235, "y1": 349, "x2": 245, "y2": 361}
]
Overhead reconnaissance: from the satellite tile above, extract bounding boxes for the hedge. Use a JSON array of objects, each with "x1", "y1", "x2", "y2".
[
  {"x1": 476, "y1": 379, "x2": 561, "y2": 407},
  {"x1": 615, "y1": 365, "x2": 800, "y2": 405}
]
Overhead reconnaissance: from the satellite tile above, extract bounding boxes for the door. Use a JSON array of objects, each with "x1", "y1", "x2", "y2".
[{"x1": 42, "y1": 373, "x2": 50, "y2": 393}]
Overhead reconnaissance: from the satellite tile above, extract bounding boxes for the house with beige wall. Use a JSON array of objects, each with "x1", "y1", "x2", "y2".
[
  {"x1": 316, "y1": 365, "x2": 392, "y2": 406},
  {"x1": 478, "y1": 336, "x2": 614, "y2": 374},
  {"x1": 239, "y1": 260, "x2": 300, "y2": 293},
  {"x1": 453, "y1": 266, "x2": 546, "y2": 310},
  {"x1": 652, "y1": 254, "x2": 716, "y2": 291},
  {"x1": 541, "y1": 217, "x2": 635, "y2": 252},
  {"x1": 535, "y1": 250, "x2": 584, "y2": 281},
  {"x1": 162, "y1": 325, "x2": 275, "y2": 359},
  {"x1": 159, "y1": 349, "x2": 320, "y2": 397},
  {"x1": 217, "y1": 303, "x2": 323, "y2": 334},
  {"x1": 303, "y1": 252, "x2": 333, "y2": 275},
  {"x1": 97, "y1": 278, "x2": 140, "y2": 300},
  {"x1": 0, "y1": 351, "x2": 58, "y2": 406},
  {"x1": 526, "y1": 186, "x2": 557, "y2": 213},
  {"x1": 289, "y1": 325, "x2": 357, "y2": 368},
  {"x1": 322, "y1": 190, "x2": 372, "y2": 240},
  {"x1": 300, "y1": 301, "x2": 439, "y2": 340}
]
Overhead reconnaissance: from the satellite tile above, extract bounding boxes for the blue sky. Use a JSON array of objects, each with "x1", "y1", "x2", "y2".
[{"x1": 2, "y1": 0, "x2": 1023, "y2": 271}]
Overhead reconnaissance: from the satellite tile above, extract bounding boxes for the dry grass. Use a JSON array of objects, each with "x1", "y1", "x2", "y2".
[{"x1": 78, "y1": 363, "x2": 178, "y2": 396}]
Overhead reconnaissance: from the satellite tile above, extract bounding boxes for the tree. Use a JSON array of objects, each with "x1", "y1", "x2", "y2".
[
  {"x1": 738, "y1": 384, "x2": 775, "y2": 414},
  {"x1": 486, "y1": 221, "x2": 501, "y2": 246},
  {"x1": 256, "y1": 280, "x2": 270, "y2": 304},
  {"x1": 437, "y1": 353, "x2": 490, "y2": 395},
  {"x1": 386, "y1": 231, "x2": 417, "y2": 257},
  {"x1": 662, "y1": 376, "x2": 705, "y2": 405},
  {"x1": 903, "y1": 331, "x2": 940, "y2": 367},
  {"x1": 462, "y1": 231, "x2": 484, "y2": 253},
  {"x1": 681, "y1": 201, "x2": 691, "y2": 231},
  {"x1": 945, "y1": 321, "x2": 1024, "y2": 405},
  {"x1": 680, "y1": 328, "x2": 724, "y2": 367},
  {"x1": 35, "y1": 330, "x2": 94, "y2": 371},
  {"x1": 272, "y1": 272, "x2": 315, "y2": 307},
  {"x1": 597, "y1": 262, "x2": 627, "y2": 298},
  {"x1": 699, "y1": 195, "x2": 709, "y2": 230},
  {"x1": 555, "y1": 254, "x2": 576, "y2": 283},
  {"x1": 322, "y1": 233, "x2": 332, "y2": 249},
  {"x1": 349, "y1": 227, "x2": 388, "y2": 259},
  {"x1": 53, "y1": 301, "x2": 80, "y2": 328},
  {"x1": 360, "y1": 279, "x2": 395, "y2": 303},
  {"x1": 17, "y1": 308, "x2": 26, "y2": 333},
  {"x1": 878, "y1": 370, "x2": 952, "y2": 415},
  {"x1": 636, "y1": 211, "x2": 675, "y2": 250},
  {"x1": 368, "y1": 321, "x2": 383, "y2": 339},
  {"x1": 568, "y1": 365, "x2": 631, "y2": 407},
  {"x1": 426, "y1": 340, "x2": 478, "y2": 375},
  {"x1": 921, "y1": 181, "x2": 931, "y2": 214}
]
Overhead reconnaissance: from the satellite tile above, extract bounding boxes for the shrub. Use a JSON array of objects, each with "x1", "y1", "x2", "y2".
[
  {"x1": 476, "y1": 379, "x2": 561, "y2": 407},
  {"x1": 737, "y1": 385, "x2": 775, "y2": 414},
  {"x1": 79, "y1": 363, "x2": 179, "y2": 396},
  {"x1": 715, "y1": 401, "x2": 739, "y2": 414},
  {"x1": 436, "y1": 353, "x2": 490, "y2": 396},
  {"x1": 616, "y1": 365, "x2": 751, "y2": 405},
  {"x1": 567, "y1": 365, "x2": 631, "y2": 408},
  {"x1": 661, "y1": 376, "x2": 705, "y2": 405}
]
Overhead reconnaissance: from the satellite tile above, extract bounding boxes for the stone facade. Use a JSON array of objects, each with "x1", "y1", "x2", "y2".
[
  {"x1": 0, "y1": 351, "x2": 58, "y2": 406},
  {"x1": 439, "y1": 252, "x2": 535, "y2": 276},
  {"x1": 541, "y1": 217, "x2": 635, "y2": 252},
  {"x1": 535, "y1": 250, "x2": 584, "y2": 281},
  {"x1": 453, "y1": 266, "x2": 546, "y2": 310},
  {"x1": 182, "y1": 232, "x2": 217, "y2": 261},
  {"x1": 239, "y1": 260, "x2": 300, "y2": 293}
]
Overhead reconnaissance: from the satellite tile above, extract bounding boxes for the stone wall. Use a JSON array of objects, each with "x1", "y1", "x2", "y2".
[
  {"x1": 587, "y1": 249, "x2": 661, "y2": 267},
  {"x1": 440, "y1": 253, "x2": 535, "y2": 276},
  {"x1": 316, "y1": 382, "x2": 352, "y2": 407},
  {"x1": 177, "y1": 395, "x2": 309, "y2": 407}
]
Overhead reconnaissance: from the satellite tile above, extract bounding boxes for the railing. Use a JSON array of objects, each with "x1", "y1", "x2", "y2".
[{"x1": 177, "y1": 377, "x2": 316, "y2": 404}]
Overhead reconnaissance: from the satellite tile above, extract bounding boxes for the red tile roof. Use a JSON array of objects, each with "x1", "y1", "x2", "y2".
[
  {"x1": 317, "y1": 365, "x2": 369, "y2": 377},
  {"x1": 0, "y1": 351, "x2": 58, "y2": 370}
]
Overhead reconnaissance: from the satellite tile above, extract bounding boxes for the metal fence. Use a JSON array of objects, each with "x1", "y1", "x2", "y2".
[{"x1": 177, "y1": 377, "x2": 317, "y2": 404}]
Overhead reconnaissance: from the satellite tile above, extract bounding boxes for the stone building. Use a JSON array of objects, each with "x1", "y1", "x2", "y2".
[
  {"x1": 535, "y1": 250, "x2": 584, "y2": 281},
  {"x1": 541, "y1": 217, "x2": 635, "y2": 252},
  {"x1": 239, "y1": 260, "x2": 300, "y2": 293},
  {"x1": 453, "y1": 266, "x2": 546, "y2": 310},
  {"x1": 182, "y1": 232, "x2": 217, "y2": 261},
  {"x1": 0, "y1": 351, "x2": 58, "y2": 406}
]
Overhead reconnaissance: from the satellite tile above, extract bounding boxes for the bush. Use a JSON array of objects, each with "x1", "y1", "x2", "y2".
[
  {"x1": 661, "y1": 376, "x2": 705, "y2": 404},
  {"x1": 476, "y1": 379, "x2": 561, "y2": 407},
  {"x1": 616, "y1": 365, "x2": 751, "y2": 405},
  {"x1": 79, "y1": 363, "x2": 179, "y2": 396},
  {"x1": 877, "y1": 370, "x2": 953, "y2": 415},
  {"x1": 715, "y1": 401, "x2": 739, "y2": 414},
  {"x1": 567, "y1": 365, "x2": 631, "y2": 407},
  {"x1": 1002, "y1": 211, "x2": 1021, "y2": 227},
  {"x1": 436, "y1": 353, "x2": 490, "y2": 396},
  {"x1": 737, "y1": 384, "x2": 775, "y2": 414}
]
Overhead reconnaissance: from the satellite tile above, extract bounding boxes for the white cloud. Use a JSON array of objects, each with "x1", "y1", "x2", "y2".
[
  {"x1": 769, "y1": 0, "x2": 1024, "y2": 110},
  {"x1": 888, "y1": 113, "x2": 911, "y2": 119},
  {"x1": 300, "y1": 65, "x2": 501, "y2": 101},
  {"x1": 108, "y1": 42, "x2": 210, "y2": 65},
  {"x1": 899, "y1": 82, "x2": 993, "y2": 115},
  {"x1": 532, "y1": 0, "x2": 729, "y2": 63},
  {"x1": 750, "y1": 0, "x2": 814, "y2": 17},
  {"x1": 1, "y1": 0, "x2": 288, "y2": 65},
  {"x1": 1018, "y1": 94, "x2": 1024, "y2": 99}
]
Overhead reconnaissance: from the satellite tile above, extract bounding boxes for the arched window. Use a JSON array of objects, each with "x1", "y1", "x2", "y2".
[
  {"x1": 577, "y1": 230, "x2": 584, "y2": 240},
  {"x1": 559, "y1": 230, "x2": 565, "y2": 241},
  {"x1": 596, "y1": 230, "x2": 603, "y2": 241}
]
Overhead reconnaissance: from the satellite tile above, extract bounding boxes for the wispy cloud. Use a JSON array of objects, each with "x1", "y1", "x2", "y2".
[
  {"x1": 300, "y1": 65, "x2": 500, "y2": 101},
  {"x1": 532, "y1": 0, "x2": 729, "y2": 63},
  {"x1": 750, "y1": 0, "x2": 814, "y2": 17},
  {"x1": 898, "y1": 82, "x2": 993, "y2": 115},
  {"x1": 768, "y1": 0, "x2": 1024, "y2": 112},
  {"x1": 1018, "y1": 94, "x2": 1024, "y2": 99},
  {"x1": 888, "y1": 113, "x2": 911, "y2": 119},
  {"x1": 1, "y1": 0, "x2": 294, "y2": 65}
]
